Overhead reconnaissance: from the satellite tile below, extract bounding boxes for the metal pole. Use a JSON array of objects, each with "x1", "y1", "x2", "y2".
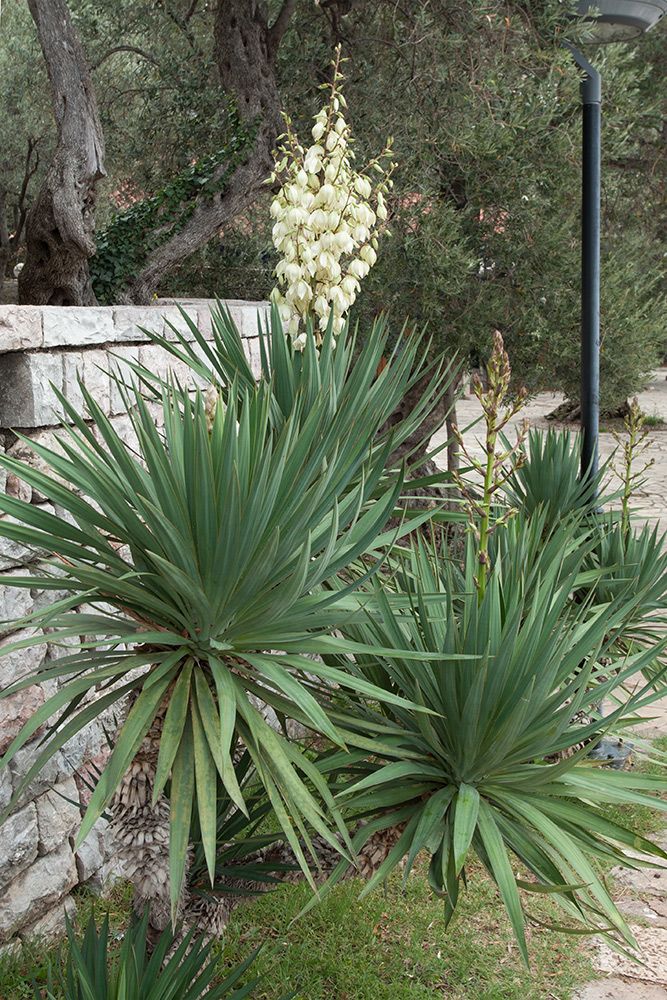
[{"x1": 566, "y1": 44, "x2": 601, "y2": 483}]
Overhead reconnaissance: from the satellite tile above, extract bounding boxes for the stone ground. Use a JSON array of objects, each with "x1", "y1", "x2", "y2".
[{"x1": 449, "y1": 371, "x2": 667, "y2": 1000}]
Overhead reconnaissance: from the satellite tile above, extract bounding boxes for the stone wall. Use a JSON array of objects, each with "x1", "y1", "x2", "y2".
[{"x1": 0, "y1": 298, "x2": 268, "y2": 955}]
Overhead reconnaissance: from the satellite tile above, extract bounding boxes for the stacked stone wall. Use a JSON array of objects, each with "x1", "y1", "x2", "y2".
[{"x1": 0, "y1": 298, "x2": 268, "y2": 955}]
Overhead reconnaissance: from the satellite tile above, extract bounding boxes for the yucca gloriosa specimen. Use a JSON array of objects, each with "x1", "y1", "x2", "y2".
[
  {"x1": 121, "y1": 300, "x2": 452, "y2": 483},
  {"x1": 503, "y1": 426, "x2": 610, "y2": 522},
  {"x1": 315, "y1": 526, "x2": 667, "y2": 962},
  {"x1": 29, "y1": 906, "x2": 270, "y2": 1000},
  {"x1": 0, "y1": 316, "x2": 454, "y2": 921},
  {"x1": 578, "y1": 514, "x2": 667, "y2": 690}
]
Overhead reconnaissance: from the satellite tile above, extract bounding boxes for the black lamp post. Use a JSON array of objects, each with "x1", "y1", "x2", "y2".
[{"x1": 568, "y1": 0, "x2": 667, "y2": 482}]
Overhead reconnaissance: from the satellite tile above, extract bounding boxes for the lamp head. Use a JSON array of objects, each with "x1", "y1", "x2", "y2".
[{"x1": 575, "y1": 0, "x2": 667, "y2": 40}]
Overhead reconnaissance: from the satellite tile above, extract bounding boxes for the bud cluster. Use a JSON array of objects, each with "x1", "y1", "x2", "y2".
[
  {"x1": 268, "y1": 50, "x2": 394, "y2": 348},
  {"x1": 452, "y1": 330, "x2": 529, "y2": 600}
]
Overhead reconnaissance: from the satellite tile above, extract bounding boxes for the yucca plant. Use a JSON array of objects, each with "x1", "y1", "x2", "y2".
[
  {"x1": 503, "y1": 426, "x2": 611, "y2": 522},
  {"x1": 119, "y1": 302, "x2": 454, "y2": 480},
  {"x1": 28, "y1": 906, "x2": 270, "y2": 1000},
  {"x1": 578, "y1": 514, "x2": 667, "y2": 688},
  {"x1": 313, "y1": 525, "x2": 667, "y2": 962},
  {"x1": 0, "y1": 318, "x2": 454, "y2": 920}
]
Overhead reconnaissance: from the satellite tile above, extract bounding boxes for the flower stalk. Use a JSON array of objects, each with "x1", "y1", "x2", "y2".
[
  {"x1": 268, "y1": 47, "x2": 394, "y2": 348},
  {"x1": 611, "y1": 395, "x2": 655, "y2": 535},
  {"x1": 452, "y1": 331, "x2": 529, "y2": 600}
]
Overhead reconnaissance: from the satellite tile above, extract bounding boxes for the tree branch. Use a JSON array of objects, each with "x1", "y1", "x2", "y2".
[
  {"x1": 91, "y1": 45, "x2": 161, "y2": 71},
  {"x1": 267, "y1": 0, "x2": 298, "y2": 58}
]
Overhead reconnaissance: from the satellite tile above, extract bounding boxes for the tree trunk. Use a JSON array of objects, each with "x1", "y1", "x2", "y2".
[
  {"x1": 120, "y1": 0, "x2": 296, "y2": 305},
  {"x1": 19, "y1": 0, "x2": 105, "y2": 306}
]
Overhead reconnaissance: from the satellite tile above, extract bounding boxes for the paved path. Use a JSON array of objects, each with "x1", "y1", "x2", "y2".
[{"x1": 438, "y1": 372, "x2": 667, "y2": 1000}]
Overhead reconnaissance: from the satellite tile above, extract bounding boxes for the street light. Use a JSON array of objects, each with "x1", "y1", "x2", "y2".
[{"x1": 567, "y1": 0, "x2": 667, "y2": 482}]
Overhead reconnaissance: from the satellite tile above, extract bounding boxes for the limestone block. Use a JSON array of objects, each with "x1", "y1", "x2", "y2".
[
  {"x1": 0, "y1": 628, "x2": 45, "y2": 688},
  {"x1": 0, "y1": 505, "x2": 56, "y2": 571},
  {"x1": 61, "y1": 351, "x2": 86, "y2": 415},
  {"x1": 106, "y1": 345, "x2": 141, "y2": 415},
  {"x1": 195, "y1": 304, "x2": 213, "y2": 340},
  {"x1": 9, "y1": 741, "x2": 62, "y2": 810},
  {"x1": 0, "y1": 803, "x2": 38, "y2": 890},
  {"x1": 0, "y1": 840, "x2": 77, "y2": 941},
  {"x1": 36, "y1": 777, "x2": 81, "y2": 855},
  {"x1": 82, "y1": 349, "x2": 112, "y2": 414},
  {"x1": 3, "y1": 471, "x2": 31, "y2": 504},
  {"x1": 0, "y1": 571, "x2": 34, "y2": 635},
  {"x1": 0, "y1": 768, "x2": 11, "y2": 814},
  {"x1": 244, "y1": 337, "x2": 263, "y2": 380},
  {"x1": 7, "y1": 429, "x2": 71, "y2": 499},
  {"x1": 0, "y1": 685, "x2": 45, "y2": 757},
  {"x1": 75, "y1": 817, "x2": 109, "y2": 886},
  {"x1": 0, "y1": 939, "x2": 22, "y2": 964},
  {"x1": 230, "y1": 300, "x2": 270, "y2": 340},
  {"x1": 42, "y1": 306, "x2": 114, "y2": 348},
  {"x1": 112, "y1": 306, "x2": 162, "y2": 343},
  {"x1": 74, "y1": 744, "x2": 112, "y2": 811},
  {"x1": 138, "y1": 343, "x2": 197, "y2": 386},
  {"x1": 225, "y1": 302, "x2": 249, "y2": 341},
  {"x1": 0, "y1": 305, "x2": 43, "y2": 353},
  {"x1": 0, "y1": 520, "x2": 40, "y2": 571},
  {"x1": 30, "y1": 560, "x2": 71, "y2": 617},
  {"x1": 92, "y1": 412, "x2": 140, "y2": 456},
  {"x1": 0, "y1": 352, "x2": 63, "y2": 428},
  {"x1": 19, "y1": 894, "x2": 77, "y2": 944},
  {"x1": 160, "y1": 305, "x2": 200, "y2": 342}
]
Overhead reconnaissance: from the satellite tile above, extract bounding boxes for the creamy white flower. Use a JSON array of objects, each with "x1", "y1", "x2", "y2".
[
  {"x1": 359, "y1": 244, "x2": 377, "y2": 266},
  {"x1": 341, "y1": 275, "x2": 360, "y2": 297}
]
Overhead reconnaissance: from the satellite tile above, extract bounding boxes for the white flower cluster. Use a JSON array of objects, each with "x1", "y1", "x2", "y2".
[{"x1": 269, "y1": 56, "x2": 394, "y2": 349}]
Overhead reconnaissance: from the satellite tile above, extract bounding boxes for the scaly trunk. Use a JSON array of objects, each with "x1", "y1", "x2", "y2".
[
  {"x1": 19, "y1": 0, "x2": 105, "y2": 306},
  {"x1": 109, "y1": 699, "x2": 188, "y2": 947}
]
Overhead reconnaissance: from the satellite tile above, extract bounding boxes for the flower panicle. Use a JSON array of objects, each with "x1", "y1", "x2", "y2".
[{"x1": 267, "y1": 45, "x2": 394, "y2": 349}]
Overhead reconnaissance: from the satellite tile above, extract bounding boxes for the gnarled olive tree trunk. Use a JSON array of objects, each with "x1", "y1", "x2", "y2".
[
  {"x1": 19, "y1": 0, "x2": 105, "y2": 306},
  {"x1": 119, "y1": 0, "x2": 296, "y2": 305}
]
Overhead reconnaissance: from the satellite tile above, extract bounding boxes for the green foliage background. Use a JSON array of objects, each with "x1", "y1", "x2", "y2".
[{"x1": 2, "y1": 0, "x2": 666, "y2": 409}]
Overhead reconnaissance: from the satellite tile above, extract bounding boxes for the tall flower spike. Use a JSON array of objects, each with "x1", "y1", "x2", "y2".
[{"x1": 268, "y1": 46, "x2": 394, "y2": 349}]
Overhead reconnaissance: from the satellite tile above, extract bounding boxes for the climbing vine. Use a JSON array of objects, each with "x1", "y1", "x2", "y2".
[{"x1": 90, "y1": 118, "x2": 259, "y2": 303}]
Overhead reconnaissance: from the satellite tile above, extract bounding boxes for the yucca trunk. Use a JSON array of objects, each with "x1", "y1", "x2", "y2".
[{"x1": 110, "y1": 697, "x2": 182, "y2": 946}]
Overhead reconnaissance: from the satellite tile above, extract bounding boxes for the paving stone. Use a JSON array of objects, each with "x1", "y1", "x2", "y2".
[
  {"x1": 41, "y1": 306, "x2": 115, "y2": 347},
  {"x1": 611, "y1": 864, "x2": 667, "y2": 898},
  {"x1": 592, "y1": 926, "x2": 667, "y2": 985},
  {"x1": 574, "y1": 978, "x2": 667, "y2": 1000},
  {"x1": 0, "y1": 305, "x2": 43, "y2": 353},
  {"x1": 0, "y1": 840, "x2": 77, "y2": 941}
]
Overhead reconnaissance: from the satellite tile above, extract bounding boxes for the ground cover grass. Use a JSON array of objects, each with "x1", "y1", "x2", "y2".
[{"x1": 2, "y1": 747, "x2": 665, "y2": 1000}]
